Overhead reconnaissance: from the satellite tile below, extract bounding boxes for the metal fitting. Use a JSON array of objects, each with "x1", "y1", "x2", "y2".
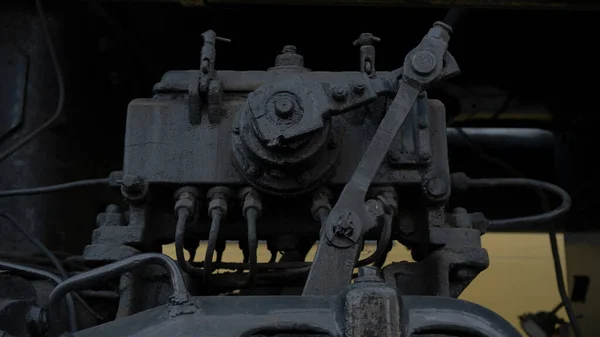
[
  {"x1": 354, "y1": 266, "x2": 383, "y2": 284},
  {"x1": 120, "y1": 174, "x2": 149, "y2": 203},
  {"x1": 207, "y1": 186, "x2": 231, "y2": 217},
  {"x1": 368, "y1": 187, "x2": 398, "y2": 217},
  {"x1": 174, "y1": 186, "x2": 200, "y2": 216},
  {"x1": 311, "y1": 187, "x2": 332, "y2": 221},
  {"x1": 238, "y1": 187, "x2": 262, "y2": 218}
]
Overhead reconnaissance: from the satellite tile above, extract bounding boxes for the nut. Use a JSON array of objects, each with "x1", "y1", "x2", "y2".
[
  {"x1": 208, "y1": 198, "x2": 228, "y2": 217},
  {"x1": 332, "y1": 86, "x2": 346, "y2": 101},
  {"x1": 242, "y1": 197, "x2": 262, "y2": 218},
  {"x1": 174, "y1": 197, "x2": 195, "y2": 215}
]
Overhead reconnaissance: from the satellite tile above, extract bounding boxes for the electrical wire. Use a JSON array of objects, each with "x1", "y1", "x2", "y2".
[
  {"x1": 244, "y1": 208, "x2": 259, "y2": 287},
  {"x1": 0, "y1": 212, "x2": 68, "y2": 278},
  {"x1": 467, "y1": 178, "x2": 571, "y2": 229},
  {"x1": 0, "y1": 0, "x2": 65, "y2": 163},
  {"x1": 174, "y1": 208, "x2": 203, "y2": 276},
  {"x1": 0, "y1": 261, "x2": 78, "y2": 332},
  {"x1": 204, "y1": 208, "x2": 223, "y2": 285},
  {"x1": 455, "y1": 128, "x2": 583, "y2": 337},
  {"x1": 0, "y1": 178, "x2": 111, "y2": 198},
  {"x1": 0, "y1": 212, "x2": 105, "y2": 323}
]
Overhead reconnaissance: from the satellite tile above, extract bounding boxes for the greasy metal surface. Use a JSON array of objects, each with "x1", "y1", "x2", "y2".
[
  {"x1": 0, "y1": 46, "x2": 27, "y2": 141},
  {"x1": 74, "y1": 296, "x2": 342, "y2": 337},
  {"x1": 71, "y1": 293, "x2": 520, "y2": 337},
  {"x1": 400, "y1": 296, "x2": 521, "y2": 337},
  {"x1": 125, "y1": 75, "x2": 445, "y2": 189},
  {"x1": 303, "y1": 21, "x2": 457, "y2": 296}
]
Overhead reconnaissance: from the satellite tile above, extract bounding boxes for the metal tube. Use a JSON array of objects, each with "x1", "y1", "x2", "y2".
[
  {"x1": 0, "y1": 261, "x2": 78, "y2": 332},
  {"x1": 47, "y1": 253, "x2": 187, "y2": 334}
]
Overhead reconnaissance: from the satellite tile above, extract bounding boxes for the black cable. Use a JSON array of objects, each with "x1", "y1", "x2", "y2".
[
  {"x1": 244, "y1": 208, "x2": 259, "y2": 287},
  {"x1": 467, "y1": 178, "x2": 571, "y2": 229},
  {"x1": 47, "y1": 253, "x2": 188, "y2": 336},
  {"x1": 174, "y1": 208, "x2": 203, "y2": 276},
  {"x1": 0, "y1": 261, "x2": 78, "y2": 332},
  {"x1": 0, "y1": 0, "x2": 65, "y2": 162},
  {"x1": 204, "y1": 208, "x2": 223, "y2": 285},
  {"x1": 356, "y1": 213, "x2": 393, "y2": 267},
  {"x1": 0, "y1": 178, "x2": 111, "y2": 198},
  {"x1": 455, "y1": 128, "x2": 583, "y2": 337},
  {"x1": 0, "y1": 212, "x2": 104, "y2": 323},
  {"x1": 0, "y1": 212, "x2": 68, "y2": 278}
]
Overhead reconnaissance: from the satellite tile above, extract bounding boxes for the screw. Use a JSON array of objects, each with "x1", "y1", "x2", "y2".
[
  {"x1": 274, "y1": 97, "x2": 294, "y2": 119},
  {"x1": 411, "y1": 50, "x2": 436, "y2": 75},
  {"x1": 332, "y1": 86, "x2": 346, "y2": 102}
]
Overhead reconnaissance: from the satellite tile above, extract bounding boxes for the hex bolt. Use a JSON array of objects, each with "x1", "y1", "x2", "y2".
[
  {"x1": 352, "y1": 82, "x2": 366, "y2": 94},
  {"x1": 274, "y1": 97, "x2": 294, "y2": 119},
  {"x1": 121, "y1": 174, "x2": 144, "y2": 194},
  {"x1": 120, "y1": 174, "x2": 149, "y2": 203},
  {"x1": 355, "y1": 266, "x2": 383, "y2": 283},
  {"x1": 332, "y1": 86, "x2": 347, "y2": 102},
  {"x1": 411, "y1": 50, "x2": 437, "y2": 75},
  {"x1": 425, "y1": 177, "x2": 447, "y2": 198}
]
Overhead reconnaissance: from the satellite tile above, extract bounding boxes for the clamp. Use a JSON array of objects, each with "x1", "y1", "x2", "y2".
[{"x1": 303, "y1": 21, "x2": 460, "y2": 296}]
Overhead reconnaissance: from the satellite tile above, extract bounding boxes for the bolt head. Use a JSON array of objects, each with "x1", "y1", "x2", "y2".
[
  {"x1": 332, "y1": 86, "x2": 346, "y2": 101},
  {"x1": 411, "y1": 50, "x2": 437, "y2": 75},
  {"x1": 121, "y1": 175, "x2": 146, "y2": 194},
  {"x1": 274, "y1": 97, "x2": 294, "y2": 118},
  {"x1": 352, "y1": 82, "x2": 366, "y2": 94}
]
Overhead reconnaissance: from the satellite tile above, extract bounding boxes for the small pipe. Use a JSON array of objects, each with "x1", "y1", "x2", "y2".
[
  {"x1": 47, "y1": 253, "x2": 187, "y2": 335},
  {"x1": 174, "y1": 208, "x2": 203, "y2": 276},
  {"x1": 204, "y1": 208, "x2": 223, "y2": 284},
  {"x1": 244, "y1": 208, "x2": 259, "y2": 287},
  {"x1": 0, "y1": 261, "x2": 78, "y2": 332}
]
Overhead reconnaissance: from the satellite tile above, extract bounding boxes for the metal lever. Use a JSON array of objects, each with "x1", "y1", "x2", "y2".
[
  {"x1": 303, "y1": 21, "x2": 459, "y2": 296},
  {"x1": 192, "y1": 30, "x2": 231, "y2": 125},
  {"x1": 199, "y1": 30, "x2": 230, "y2": 90}
]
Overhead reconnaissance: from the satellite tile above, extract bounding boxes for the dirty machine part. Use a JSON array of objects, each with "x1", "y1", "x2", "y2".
[{"x1": 3, "y1": 8, "x2": 575, "y2": 337}]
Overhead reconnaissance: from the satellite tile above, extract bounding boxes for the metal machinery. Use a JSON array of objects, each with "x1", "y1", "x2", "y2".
[{"x1": 0, "y1": 2, "x2": 589, "y2": 337}]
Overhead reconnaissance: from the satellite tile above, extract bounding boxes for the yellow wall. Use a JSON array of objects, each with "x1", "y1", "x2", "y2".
[{"x1": 164, "y1": 232, "x2": 566, "y2": 333}]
